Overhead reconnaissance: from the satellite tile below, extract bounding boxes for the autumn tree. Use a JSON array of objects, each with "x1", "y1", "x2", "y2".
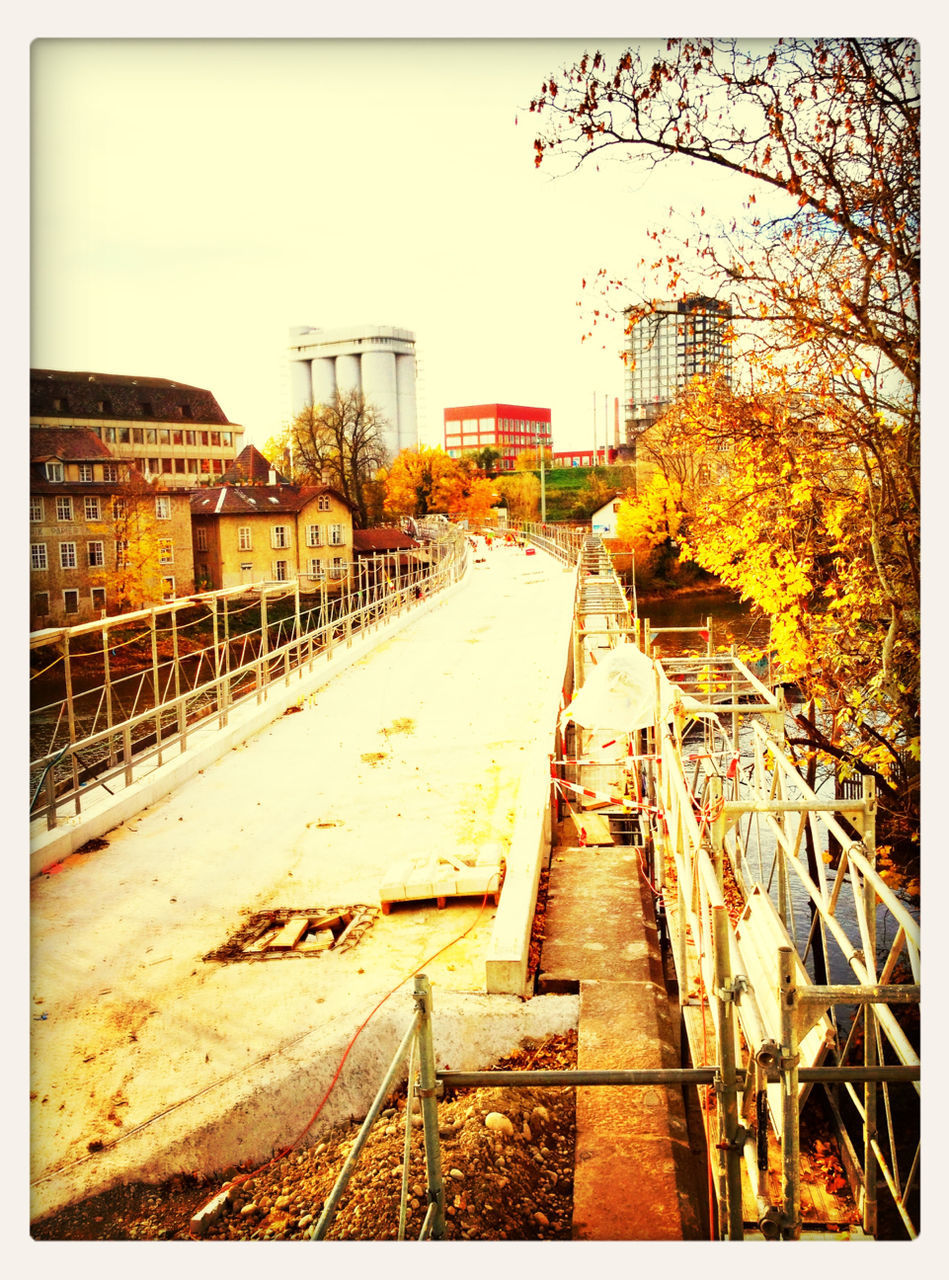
[
  {"x1": 89, "y1": 473, "x2": 169, "y2": 613},
  {"x1": 529, "y1": 38, "x2": 920, "y2": 852},
  {"x1": 615, "y1": 474, "x2": 687, "y2": 586},
  {"x1": 495, "y1": 472, "x2": 540, "y2": 521},
  {"x1": 514, "y1": 446, "x2": 553, "y2": 470},
  {"x1": 382, "y1": 446, "x2": 463, "y2": 519},
  {"x1": 265, "y1": 389, "x2": 389, "y2": 529}
]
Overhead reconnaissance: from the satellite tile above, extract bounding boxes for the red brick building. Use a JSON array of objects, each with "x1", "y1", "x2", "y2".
[{"x1": 443, "y1": 403, "x2": 551, "y2": 471}]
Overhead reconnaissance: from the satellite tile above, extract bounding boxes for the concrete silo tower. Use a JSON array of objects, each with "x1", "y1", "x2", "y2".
[{"x1": 288, "y1": 324, "x2": 418, "y2": 462}]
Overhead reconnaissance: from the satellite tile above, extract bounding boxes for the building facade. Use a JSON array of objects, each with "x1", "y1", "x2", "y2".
[
  {"x1": 288, "y1": 325, "x2": 418, "y2": 462},
  {"x1": 190, "y1": 482, "x2": 355, "y2": 592},
  {"x1": 624, "y1": 295, "x2": 732, "y2": 440},
  {"x1": 30, "y1": 428, "x2": 194, "y2": 628},
  {"x1": 30, "y1": 369, "x2": 243, "y2": 490},
  {"x1": 443, "y1": 403, "x2": 552, "y2": 471}
]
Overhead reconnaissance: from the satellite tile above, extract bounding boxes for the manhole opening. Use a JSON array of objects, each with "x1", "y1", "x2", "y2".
[{"x1": 204, "y1": 904, "x2": 376, "y2": 963}]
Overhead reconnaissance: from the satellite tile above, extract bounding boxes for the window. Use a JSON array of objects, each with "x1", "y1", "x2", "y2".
[
  {"x1": 238, "y1": 526, "x2": 252, "y2": 551},
  {"x1": 56, "y1": 496, "x2": 73, "y2": 522},
  {"x1": 31, "y1": 543, "x2": 48, "y2": 571},
  {"x1": 309, "y1": 558, "x2": 324, "y2": 578},
  {"x1": 97, "y1": 399, "x2": 112, "y2": 414},
  {"x1": 146, "y1": 428, "x2": 157, "y2": 444},
  {"x1": 222, "y1": 431, "x2": 231, "y2": 446},
  {"x1": 84, "y1": 496, "x2": 101, "y2": 521},
  {"x1": 306, "y1": 525, "x2": 323, "y2": 547},
  {"x1": 179, "y1": 404, "x2": 193, "y2": 419},
  {"x1": 78, "y1": 463, "x2": 94, "y2": 483},
  {"x1": 272, "y1": 560, "x2": 288, "y2": 581},
  {"x1": 112, "y1": 496, "x2": 127, "y2": 519},
  {"x1": 240, "y1": 562, "x2": 253, "y2": 573},
  {"x1": 53, "y1": 397, "x2": 67, "y2": 412},
  {"x1": 45, "y1": 461, "x2": 64, "y2": 483},
  {"x1": 158, "y1": 429, "x2": 170, "y2": 445},
  {"x1": 105, "y1": 427, "x2": 117, "y2": 443},
  {"x1": 317, "y1": 494, "x2": 330, "y2": 511},
  {"x1": 116, "y1": 539, "x2": 129, "y2": 568},
  {"x1": 331, "y1": 555, "x2": 344, "y2": 577},
  {"x1": 162, "y1": 458, "x2": 174, "y2": 474},
  {"x1": 118, "y1": 427, "x2": 130, "y2": 443},
  {"x1": 132, "y1": 429, "x2": 144, "y2": 445},
  {"x1": 185, "y1": 430, "x2": 195, "y2": 446},
  {"x1": 210, "y1": 431, "x2": 221, "y2": 447},
  {"x1": 63, "y1": 590, "x2": 79, "y2": 615},
  {"x1": 161, "y1": 577, "x2": 176, "y2": 599},
  {"x1": 60, "y1": 541, "x2": 77, "y2": 569},
  {"x1": 195, "y1": 526, "x2": 208, "y2": 551},
  {"x1": 103, "y1": 464, "x2": 118, "y2": 482},
  {"x1": 87, "y1": 540, "x2": 105, "y2": 568},
  {"x1": 30, "y1": 497, "x2": 43, "y2": 523},
  {"x1": 330, "y1": 523, "x2": 343, "y2": 546},
  {"x1": 33, "y1": 591, "x2": 49, "y2": 618},
  {"x1": 172, "y1": 430, "x2": 183, "y2": 446},
  {"x1": 91, "y1": 586, "x2": 106, "y2": 612},
  {"x1": 158, "y1": 538, "x2": 174, "y2": 565},
  {"x1": 175, "y1": 459, "x2": 186, "y2": 474},
  {"x1": 140, "y1": 402, "x2": 154, "y2": 417},
  {"x1": 271, "y1": 525, "x2": 290, "y2": 549}
]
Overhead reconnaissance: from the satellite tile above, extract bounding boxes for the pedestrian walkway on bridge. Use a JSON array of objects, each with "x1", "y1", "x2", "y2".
[{"x1": 30, "y1": 540, "x2": 577, "y2": 1221}]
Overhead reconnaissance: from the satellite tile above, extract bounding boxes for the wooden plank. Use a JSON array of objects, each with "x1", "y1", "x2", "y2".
[
  {"x1": 296, "y1": 928, "x2": 335, "y2": 952},
  {"x1": 268, "y1": 916, "x2": 312, "y2": 949}
]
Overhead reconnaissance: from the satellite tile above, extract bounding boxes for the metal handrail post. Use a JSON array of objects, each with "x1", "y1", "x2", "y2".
[
  {"x1": 713, "y1": 905, "x2": 743, "y2": 1239},
  {"x1": 309, "y1": 1005, "x2": 423, "y2": 1240},
  {"x1": 779, "y1": 946, "x2": 801, "y2": 1239},
  {"x1": 414, "y1": 974, "x2": 446, "y2": 1240}
]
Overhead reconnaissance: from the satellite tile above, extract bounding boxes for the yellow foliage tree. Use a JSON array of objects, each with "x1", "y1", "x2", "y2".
[
  {"x1": 382, "y1": 447, "x2": 463, "y2": 518},
  {"x1": 615, "y1": 475, "x2": 685, "y2": 583}
]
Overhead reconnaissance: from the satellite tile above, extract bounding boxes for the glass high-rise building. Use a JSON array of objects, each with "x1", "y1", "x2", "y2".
[{"x1": 624, "y1": 294, "x2": 732, "y2": 441}]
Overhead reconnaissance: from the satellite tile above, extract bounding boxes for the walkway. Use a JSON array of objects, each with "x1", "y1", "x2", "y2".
[{"x1": 30, "y1": 541, "x2": 578, "y2": 1221}]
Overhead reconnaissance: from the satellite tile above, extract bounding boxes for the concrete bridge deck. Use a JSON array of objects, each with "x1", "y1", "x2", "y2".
[{"x1": 29, "y1": 541, "x2": 579, "y2": 1222}]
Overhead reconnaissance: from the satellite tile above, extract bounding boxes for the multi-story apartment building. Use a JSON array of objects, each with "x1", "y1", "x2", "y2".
[
  {"x1": 624, "y1": 294, "x2": 732, "y2": 440},
  {"x1": 30, "y1": 428, "x2": 194, "y2": 628},
  {"x1": 30, "y1": 369, "x2": 243, "y2": 490},
  {"x1": 189, "y1": 447, "x2": 355, "y2": 592},
  {"x1": 443, "y1": 403, "x2": 552, "y2": 471}
]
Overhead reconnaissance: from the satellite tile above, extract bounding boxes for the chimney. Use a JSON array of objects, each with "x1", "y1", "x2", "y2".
[{"x1": 268, "y1": 468, "x2": 277, "y2": 485}]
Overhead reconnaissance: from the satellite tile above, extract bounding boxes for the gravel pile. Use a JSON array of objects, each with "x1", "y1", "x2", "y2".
[{"x1": 32, "y1": 1030, "x2": 578, "y2": 1242}]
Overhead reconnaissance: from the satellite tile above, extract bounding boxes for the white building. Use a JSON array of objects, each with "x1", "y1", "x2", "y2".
[
  {"x1": 288, "y1": 324, "x2": 418, "y2": 462},
  {"x1": 590, "y1": 493, "x2": 623, "y2": 539}
]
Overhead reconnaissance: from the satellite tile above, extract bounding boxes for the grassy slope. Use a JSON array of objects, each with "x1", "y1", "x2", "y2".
[{"x1": 520, "y1": 465, "x2": 635, "y2": 522}]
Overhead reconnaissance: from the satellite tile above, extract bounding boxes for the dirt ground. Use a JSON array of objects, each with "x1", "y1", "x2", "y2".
[{"x1": 31, "y1": 1031, "x2": 578, "y2": 1242}]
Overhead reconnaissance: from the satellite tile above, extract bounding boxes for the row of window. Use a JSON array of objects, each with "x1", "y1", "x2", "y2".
[
  {"x1": 30, "y1": 494, "x2": 173, "y2": 523},
  {"x1": 31, "y1": 539, "x2": 175, "y2": 570},
  {"x1": 33, "y1": 579, "x2": 176, "y2": 618},
  {"x1": 42, "y1": 460, "x2": 122, "y2": 484},
  {"x1": 194, "y1": 523, "x2": 345, "y2": 552},
  {"x1": 100, "y1": 426, "x2": 233, "y2": 448}
]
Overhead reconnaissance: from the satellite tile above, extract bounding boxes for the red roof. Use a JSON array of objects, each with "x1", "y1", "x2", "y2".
[
  {"x1": 352, "y1": 529, "x2": 420, "y2": 553},
  {"x1": 190, "y1": 483, "x2": 353, "y2": 516},
  {"x1": 30, "y1": 427, "x2": 113, "y2": 461}
]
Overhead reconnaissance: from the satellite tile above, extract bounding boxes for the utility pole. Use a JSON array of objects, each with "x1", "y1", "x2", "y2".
[{"x1": 539, "y1": 420, "x2": 547, "y2": 524}]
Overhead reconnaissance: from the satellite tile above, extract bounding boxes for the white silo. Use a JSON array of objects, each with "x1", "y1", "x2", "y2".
[
  {"x1": 395, "y1": 354, "x2": 418, "y2": 453},
  {"x1": 361, "y1": 349, "x2": 399, "y2": 457},
  {"x1": 311, "y1": 358, "x2": 337, "y2": 408}
]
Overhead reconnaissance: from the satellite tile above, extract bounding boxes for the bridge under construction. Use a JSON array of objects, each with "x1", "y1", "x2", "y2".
[{"x1": 29, "y1": 526, "x2": 919, "y2": 1241}]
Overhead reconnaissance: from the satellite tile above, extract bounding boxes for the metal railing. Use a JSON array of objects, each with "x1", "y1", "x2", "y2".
[
  {"x1": 308, "y1": 975, "x2": 445, "y2": 1241},
  {"x1": 30, "y1": 535, "x2": 469, "y2": 830}
]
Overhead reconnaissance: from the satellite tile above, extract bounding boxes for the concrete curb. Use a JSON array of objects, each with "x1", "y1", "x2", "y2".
[
  {"x1": 31, "y1": 990, "x2": 578, "y2": 1222},
  {"x1": 485, "y1": 598, "x2": 575, "y2": 997},
  {"x1": 30, "y1": 571, "x2": 471, "y2": 877}
]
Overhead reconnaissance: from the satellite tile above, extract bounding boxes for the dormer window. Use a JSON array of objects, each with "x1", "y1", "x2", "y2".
[
  {"x1": 45, "y1": 460, "x2": 64, "y2": 483},
  {"x1": 140, "y1": 401, "x2": 154, "y2": 417},
  {"x1": 52, "y1": 397, "x2": 67, "y2": 412},
  {"x1": 179, "y1": 404, "x2": 193, "y2": 418},
  {"x1": 97, "y1": 399, "x2": 112, "y2": 413}
]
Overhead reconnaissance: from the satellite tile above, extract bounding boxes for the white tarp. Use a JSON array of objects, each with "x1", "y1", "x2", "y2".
[{"x1": 562, "y1": 643, "x2": 696, "y2": 732}]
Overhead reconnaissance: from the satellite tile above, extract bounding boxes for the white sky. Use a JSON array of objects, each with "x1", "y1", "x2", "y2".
[{"x1": 29, "y1": 30, "x2": 795, "y2": 455}]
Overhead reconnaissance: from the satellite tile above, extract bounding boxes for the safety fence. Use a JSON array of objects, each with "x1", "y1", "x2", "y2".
[
  {"x1": 30, "y1": 534, "x2": 469, "y2": 831},
  {"x1": 651, "y1": 676, "x2": 920, "y2": 1238}
]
